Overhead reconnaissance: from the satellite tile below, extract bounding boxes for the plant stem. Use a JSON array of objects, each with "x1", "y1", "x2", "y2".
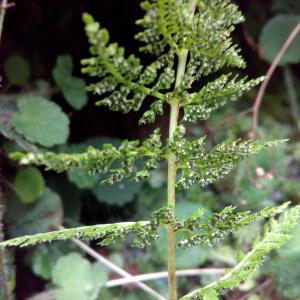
[
  {"x1": 167, "y1": 48, "x2": 189, "y2": 300},
  {"x1": 0, "y1": 0, "x2": 8, "y2": 45}
]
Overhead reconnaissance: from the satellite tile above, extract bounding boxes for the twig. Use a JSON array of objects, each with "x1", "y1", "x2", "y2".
[
  {"x1": 68, "y1": 236, "x2": 167, "y2": 300},
  {"x1": 0, "y1": 0, "x2": 10, "y2": 45},
  {"x1": 250, "y1": 21, "x2": 300, "y2": 138},
  {"x1": 106, "y1": 268, "x2": 226, "y2": 288}
]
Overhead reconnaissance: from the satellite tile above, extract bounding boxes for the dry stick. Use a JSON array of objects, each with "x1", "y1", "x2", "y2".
[
  {"x1": 0, "y1": 0, "x2": 8, "y2": 45},
  {"x1": 106, "y1": 268, "x2": 226, "y2": 288},
  {"x1": 70, "y1": 237, "x2": 167, "y2": 300},
  {"x1": 250, "y1": 21, "x2": 300, "y2": 137}
]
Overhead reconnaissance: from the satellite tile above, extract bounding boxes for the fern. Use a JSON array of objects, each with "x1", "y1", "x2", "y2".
[
  {"x1": 0, "y1": 203, "x2": 290, "y2": 250},
  {"x1": 2, "y1": 1, "x2": 298, "y2": 299},
  {"x1": 180, "y1": 205, "x2": 300, "y2": 300}
]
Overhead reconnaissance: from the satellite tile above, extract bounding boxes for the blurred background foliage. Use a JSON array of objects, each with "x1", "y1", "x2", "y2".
[{"x1": 1, "y1": 0, "x2": 300, "y2": 299}]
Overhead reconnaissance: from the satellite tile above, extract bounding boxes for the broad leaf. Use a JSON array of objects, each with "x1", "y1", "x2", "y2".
[
  {"x1": 12, "y1": 96, "x2": 69, "y2": 147},
  {"x1": 92, "y1": 177, "x2": 142, "y2": 206},
  {"x1": 259, "y1": 15, "x2": 300, "y2": 66},
  {"x1": 14, "y1": 167, "x2": 45, "y2": 204},
  {"x1": 53, "y1": 55, "x2": 88, "y2": 110},
  {"x1": 52, "y1": 252, "x2": 107, "y2": 300},
  {"x1": 29, "y1": 242, "x2": 79, "y2": 280}
]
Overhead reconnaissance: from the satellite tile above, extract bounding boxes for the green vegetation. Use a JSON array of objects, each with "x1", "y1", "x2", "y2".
[{"x1": 1, "y1": 1, "x2": 300, "y2": 300}]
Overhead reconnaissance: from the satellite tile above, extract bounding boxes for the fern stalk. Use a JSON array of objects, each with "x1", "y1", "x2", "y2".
[
  {"x1": 167, "y1": 37, "x2": 192, "y2": 300},
  {"x1": 167, "y1": 101, "x2": 179, "y2": 300}
]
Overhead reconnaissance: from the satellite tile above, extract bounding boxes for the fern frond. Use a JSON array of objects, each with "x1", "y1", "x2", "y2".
[
  {"x1": 0, "y1": 221, "x2": 152, "y2": 248},
  {"x1": 1, "y1": 203, "x2": 290, "y2": 251},
  {"x1": 177, "y1": 202, "x2": 290, "y2": 248},
  {"x1": 182, "y1": 0, "x2": 246, "y2": 86},
  {"x1": 136, "y1": 0, "x2": 243, "y2": 56},
  {"x1": 180, "y1": 205, "x2": 300, "y2": 300},
  {"x1": 10, "y1": 129, "x2": 163, "y2": 184},
  {"x1": 10, "y1": 130, "x2": 285, "y2": 190},
  {"x1": 173, "y1": 134, "x2": 285, "y2": 189},
  {"x1": 182, "y1": 75, "x2": 264, "y2": 123},
  {"x1": 171, "y1": 125, "x2": 285, "y2": 189},
  {"x1": 136, "y1": 0, "x2": 195, "y2": 54},
  {"x1": 81, "y1": 13, "x2": 177, "y2": 123}
]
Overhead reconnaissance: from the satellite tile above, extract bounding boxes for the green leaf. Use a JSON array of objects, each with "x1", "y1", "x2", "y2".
[
  {"x1": 92, "y1": 177, "x2": 142, "y2": 206},
  {"x1": 53, "y1": 55, "x2": 88, "y2": 110},
  {"x1": 176, "y1": 246, "x2": 207, "y2": 269},
  {"x1": 52, "y1": 252, "x2": 107, "y2": 300},
  {"x1": 12, "y1": 96, "x2": 69, "y2": 147},
  {"x1": 61, "y1": 77, "x2": 87, "y2": 110},
  {"x1": 53, "y1": 55, "x2": 73, "y2": 79},
  {"x1": 29, "y1": 242, "x2": 79, "y2": 280},
  {"x1": 14, "y1": 167, "x2": 45, "y2": 204},
  {"x1": 4, "y1": 54, "x2": 30, "y2": 86},
  {"x1": 259, "y1": 15, "x2": 300, "y2": 66},
  {"x1": 5, "y1": 188, "x2": 63, "y2": 237}
]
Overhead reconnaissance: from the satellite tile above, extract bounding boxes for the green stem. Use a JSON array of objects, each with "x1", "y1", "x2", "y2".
[{"x1": 167, "y1": 48, "x2": 189, "y2": 300}]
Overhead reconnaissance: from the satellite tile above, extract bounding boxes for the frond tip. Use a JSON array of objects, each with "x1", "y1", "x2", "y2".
[{"x1": 180, "y1": 205, "x2": 300, "y2": 300}]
